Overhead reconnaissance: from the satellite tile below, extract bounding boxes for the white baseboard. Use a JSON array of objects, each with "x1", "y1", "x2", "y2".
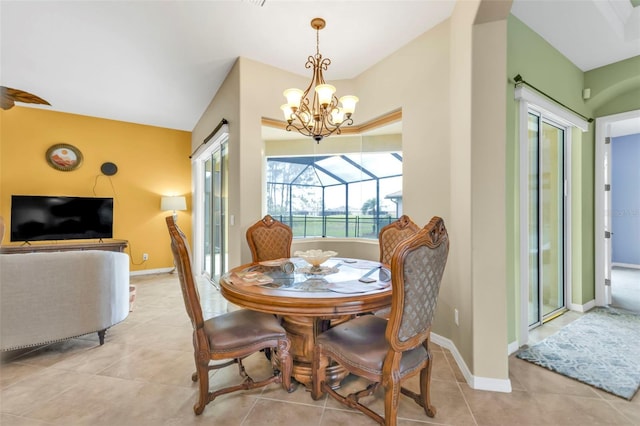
[
  {"x1": 612, "y1": 262, "x2": 640, "y2": 270},
  {"x1": 569, "y1": 299, "x2": 596, "y2": 312},
  {"x1": 130, "y1": 267, "x2": 174, "y2": 276},
  {"x1": 507, "y1": 340, "x2": 519, "y2": 355},
  {"x1": 431, "y1": 333, "x2": 512, "y2": 393}
]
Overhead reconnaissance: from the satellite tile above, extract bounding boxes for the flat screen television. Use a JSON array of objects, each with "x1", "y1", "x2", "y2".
[{"x1": 10, "y1": 195, "x2": 114, "y2": 242}]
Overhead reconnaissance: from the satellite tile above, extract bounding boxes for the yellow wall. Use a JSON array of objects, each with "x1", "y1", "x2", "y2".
[{"x1": 0, "y1": 107, "x2": 192, "y2": 272}]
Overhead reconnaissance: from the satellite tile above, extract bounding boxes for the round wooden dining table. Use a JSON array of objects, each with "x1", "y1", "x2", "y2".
[{"x1": 219, "y1": 257, "x2": 392, "y2": 390}]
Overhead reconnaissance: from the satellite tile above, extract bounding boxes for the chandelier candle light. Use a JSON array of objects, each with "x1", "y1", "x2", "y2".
[{"x1": 281, "y1": 18, "x2": 359, "y2": 143}]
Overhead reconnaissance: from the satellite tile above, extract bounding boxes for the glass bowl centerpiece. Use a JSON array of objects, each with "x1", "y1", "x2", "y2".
[{"x1": 294, "y1": 249, "x2": 337, "y2": 273}]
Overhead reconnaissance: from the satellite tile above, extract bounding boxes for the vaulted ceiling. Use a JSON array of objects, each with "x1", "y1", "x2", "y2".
[{"x1": 1, "y1": 0, "x2": 638, "y2": 131}]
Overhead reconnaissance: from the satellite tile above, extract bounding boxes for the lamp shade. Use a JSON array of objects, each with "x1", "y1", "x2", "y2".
[
  {"x1": 339, "y1": 95, "x2": 359, "y2": 115},
  {"x1": 281, "y1": 104, "x2": 294, "y2": 121},
  {"x1": 315, "y1": 84, "x2": 336, "y2": 106},
  {"x1": 283, "y1": 88, "x2": 303, "y2": 109},
  {"x1": 161, "y1": 196, "x2": 187, "y2": 212}
]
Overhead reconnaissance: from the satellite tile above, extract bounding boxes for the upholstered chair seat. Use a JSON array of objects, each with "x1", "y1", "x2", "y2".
[
  {"x1": 203, "y1": 309, "x2": 288, "y2": 352},
  {"x1": 315, "y1": 315, "x2": 429, "y2": 377}
]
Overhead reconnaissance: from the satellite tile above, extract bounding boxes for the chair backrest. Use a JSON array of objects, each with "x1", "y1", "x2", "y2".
[
  {"x1": 166, "y1": 216, "x2": 206, "y2": 337},
  {"x1": 246, "y1": 215, "x2": 293, "y2": 262},
  {"x1": 386, "y1": 216, "x2": 449, "y2": 351},
  {"x1": 378, "y1": 215, "x2": 420, "y2": 266}
]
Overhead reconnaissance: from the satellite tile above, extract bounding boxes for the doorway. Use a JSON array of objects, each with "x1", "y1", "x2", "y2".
[
  {"x1": 516, "y1": 85, "x2": 589, "y2": 345},
  {"x1": 526, "y1": 112, "x2": 568, "y2": 327},
  {"x1": 595, "y1": 109, "x2": 640, "y2": 307},
  {"x1": 192, "y1": 125, "x2": 229, "y2": 286},
  {"x1": 202, "y1": 144, "x2": 228, "y2": 282}
]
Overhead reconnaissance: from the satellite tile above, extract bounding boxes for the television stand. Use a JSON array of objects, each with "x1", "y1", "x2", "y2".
[{"x1": 0, "y1": 239, "x2": 128, "y2": 254}]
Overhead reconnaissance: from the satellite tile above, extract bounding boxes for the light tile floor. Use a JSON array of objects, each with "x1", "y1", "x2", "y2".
[{"x1": 1, "y1": 273, "x2": 638, "y2": 426}]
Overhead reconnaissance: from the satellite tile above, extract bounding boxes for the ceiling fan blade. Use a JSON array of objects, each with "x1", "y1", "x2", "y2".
[
  {"x1": 0, "y1": 86, "x2": 50, "y2": 110},
  {"x1": 1, "y1": 88, "x2": 15, "y2": 110}
]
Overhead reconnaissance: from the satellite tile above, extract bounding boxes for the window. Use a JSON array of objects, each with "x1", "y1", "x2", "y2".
[
  {"x1": 266, "y1": 152, "x2": 402, "y2": 238},
  {"x1": 263, "y1": 118, "x2": 402, "y2": 239}
]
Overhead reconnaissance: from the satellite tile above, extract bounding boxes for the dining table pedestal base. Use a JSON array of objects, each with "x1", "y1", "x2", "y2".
[{"x1": 279, "y1": 314, "x2": 352, "y2": 390}]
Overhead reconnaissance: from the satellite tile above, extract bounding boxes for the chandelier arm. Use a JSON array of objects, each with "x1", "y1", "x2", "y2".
[
  {"x1": 321, "y1": 107, "x2": 341, "y2": 130},
  {"x1": 327, "y1": 95, "x2": 340, "y2": 118},
  {"x1": 319, "y1": 57, "x2": 331, "y2": 72},
  {"x1": 285, "y1": 119, "x2": 313, "y2": 137},
  {"x1": 304, "y1": 55, "x2": 315, "y2": 70},
  {"x1": 318, "y1": 122, "x2": 341, "y2": 140}
]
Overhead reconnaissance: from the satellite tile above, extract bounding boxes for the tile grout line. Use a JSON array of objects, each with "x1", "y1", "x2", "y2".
[
  {"x1": 240, "y1": 393, "x2": 261, "y2": 426},
  {"x1": 440, "y1": 348, "x2": 479, "y2": 426}
]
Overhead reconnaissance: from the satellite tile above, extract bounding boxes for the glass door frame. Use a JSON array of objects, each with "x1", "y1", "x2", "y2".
[
  {"x1": 516, "y1": 86, "x2": 588, "y2": 346},
  {"x1": 192, "y1": 125, "x2": 229, "y2": 286},
  {"x1": 527, "y1": 111, "x2": 568, "y2": 327}
]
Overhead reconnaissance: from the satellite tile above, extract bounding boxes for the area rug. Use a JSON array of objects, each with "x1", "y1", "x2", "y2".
[{"x1": 516, "y1": 307, "x2": 640, "y2": 400}]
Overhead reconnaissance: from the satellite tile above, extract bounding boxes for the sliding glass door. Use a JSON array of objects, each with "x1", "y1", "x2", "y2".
[
  {"x1": 208, "y1": 143, "x2": 228, "y2": 281},
  {"x1": 193, "y1": 129, "x2": 228, "y2": 285},
  {"x1": 527, "y1": 112, "x2": 567, "y2": 327}
]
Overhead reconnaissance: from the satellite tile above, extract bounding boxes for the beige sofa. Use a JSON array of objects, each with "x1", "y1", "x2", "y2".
[{"x1": 0, "y1": 250, "x2": 130, "y2": 351}]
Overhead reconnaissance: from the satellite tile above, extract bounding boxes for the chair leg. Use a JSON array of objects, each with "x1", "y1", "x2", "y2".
[
  {"x1": 311, "y1": 349, "x2": 328, "y2": 400},
  {"x1": 277, "y1": 338, "x2": 296, "y2": 393},
  {"x1": 193, "y1": 361, "x2": 210, "y2": 415},
  {"x1": 420, "y1": 357, "x2": 436, "y2": 417},
  {"x1": 237, "y1": 357, "x2": 248, "y2": 378},
  {"x1": 97, "y1": 329, "x2": 106, "y2": 345},
  {"x1": 384, "y1": 376, "x2": 401, "y2": 426}
]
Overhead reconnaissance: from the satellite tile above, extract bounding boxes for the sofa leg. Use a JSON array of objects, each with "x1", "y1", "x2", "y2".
[{"x1": 98, "y1": 329, "x2": 106, "y2": 345}]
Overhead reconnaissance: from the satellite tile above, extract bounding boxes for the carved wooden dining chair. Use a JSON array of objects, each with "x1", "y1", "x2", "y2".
[
  {"x1": 166, "y1": 216, "x2": 295, "y2": 415},
  {"x1": 311, "y1": 216, "x2": 449, "y2": 426},
  {"x1": 246, "y1": 214, "x2": 292, "y2": 262},
  {"x1": 378, "y1": 214, "x2": 420, "y2": 266},
  {"x1": 373, "y1": 214, "x2": 420, "y2": 318}
]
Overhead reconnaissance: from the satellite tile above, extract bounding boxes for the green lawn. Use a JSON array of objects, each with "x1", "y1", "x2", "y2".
[{"x1": 275, "y1": 215, "x2": 397, "y2": 238}]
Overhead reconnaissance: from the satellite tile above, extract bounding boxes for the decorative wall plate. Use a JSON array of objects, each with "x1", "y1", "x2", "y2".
[{"x1": 46, "y1": 143, "x2": 83, "y2": 171}]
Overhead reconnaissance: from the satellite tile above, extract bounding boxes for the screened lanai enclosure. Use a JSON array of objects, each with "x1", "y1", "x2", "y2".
[{"x1": 266, "y1": 152, "x2": 403, "y2": 239}]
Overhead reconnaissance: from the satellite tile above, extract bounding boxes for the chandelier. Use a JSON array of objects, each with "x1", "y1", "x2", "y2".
[{"x1": 281, "y1": 18, "x2": 359, "y2": 143}]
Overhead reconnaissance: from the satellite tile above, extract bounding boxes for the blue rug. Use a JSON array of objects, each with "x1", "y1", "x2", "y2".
[{"x1": 516, "y1": 307, "x2": 640, "y2": 400}]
